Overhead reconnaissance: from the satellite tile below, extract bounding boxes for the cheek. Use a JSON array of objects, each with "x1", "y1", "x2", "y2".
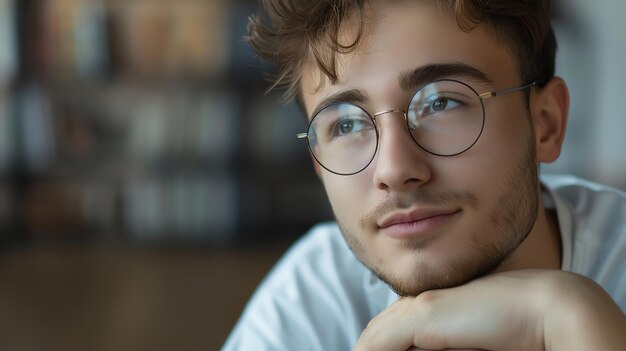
[
  {"x1": 480, "y1": 107, "x2": 533, "y2": 178},
  {"x1": 321, "y1": 172, "x2": 371, "y2": 222},
  {"x1": 435, "y1": 106, "x2": 532, "y2": 204}
]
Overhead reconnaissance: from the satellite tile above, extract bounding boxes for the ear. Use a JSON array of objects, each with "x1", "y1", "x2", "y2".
[{"x1": 531, "y1": 77, "x2": 570, "y2": 163}]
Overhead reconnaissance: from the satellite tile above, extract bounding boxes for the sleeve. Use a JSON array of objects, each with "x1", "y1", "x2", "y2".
[{"x1": 221, "y1": 225, "x2": 370, "y2": 351}]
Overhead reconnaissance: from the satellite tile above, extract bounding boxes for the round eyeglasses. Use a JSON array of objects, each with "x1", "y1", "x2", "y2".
[{"x1": 297, "y1": 79, "x2": 536, "y2": 176}]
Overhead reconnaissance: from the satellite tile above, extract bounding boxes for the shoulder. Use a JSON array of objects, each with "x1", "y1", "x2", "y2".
[
  {"x1": 262, "y1": 222, "x2": 366, "y2": 292},
  {"x1": 278, "y1": 221, "x2": 355, "y2": 271},
  {"x1": 222, "y1": 222, "x2": 383, "y2": 350},
  {"x1": 541, "y1": 174, "x2": 626, "y2": 311},
  {"x1": 542, "y1": 174, "x2": 626, "y2": 234},
  {"x1": 541, "y1": 174, "x2": 626, "y2": 212}
]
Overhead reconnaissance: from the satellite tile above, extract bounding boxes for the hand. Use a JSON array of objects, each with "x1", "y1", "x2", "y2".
[{"x1": 353, "y1": 269, "x2": 626, "y2": 351}]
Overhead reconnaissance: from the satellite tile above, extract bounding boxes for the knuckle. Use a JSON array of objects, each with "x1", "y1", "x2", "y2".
[
  {"x1": 415, "y1": 289, "x2": 441, "y2": 313},
  {"x1": 412, "y1": 290, "x2": 442, "y2": 323},
  {"x1": 416, "y1": 289, "x2": 440, "y2": 303}
]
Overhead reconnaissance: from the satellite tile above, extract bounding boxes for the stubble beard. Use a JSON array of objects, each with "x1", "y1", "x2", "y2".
[{"x1": 335, "y1": 134, "x2": 539, "y2": 297}]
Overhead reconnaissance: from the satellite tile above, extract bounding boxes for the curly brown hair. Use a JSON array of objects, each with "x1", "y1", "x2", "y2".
[{"x1": 248, "y1": 0, "x2": 556, "y2": 103}]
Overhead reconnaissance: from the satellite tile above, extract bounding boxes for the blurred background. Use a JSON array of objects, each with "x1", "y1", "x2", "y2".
[{"x1": 0, "y1": 0, "x2": 623, "y2": 350}]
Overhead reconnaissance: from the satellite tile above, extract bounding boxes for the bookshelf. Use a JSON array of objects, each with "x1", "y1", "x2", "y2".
[{"x1": 0, "y1": 0, "x2": 332, "y2": 247}]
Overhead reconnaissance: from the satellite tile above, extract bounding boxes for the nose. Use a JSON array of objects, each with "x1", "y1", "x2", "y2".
[{"x1": 372, "y1": 110, "x2": 432, "y2": 191}]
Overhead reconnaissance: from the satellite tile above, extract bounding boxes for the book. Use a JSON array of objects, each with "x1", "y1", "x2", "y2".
[
  {"x1": 0, "y1": 0, "x2": 17, "y2": 85},
  {"x1": 40, "y1": 0, "x2": 109, "y2": 78},
  {"x1": 111, "y1": 0, "x2": 232, "y2": 78}
]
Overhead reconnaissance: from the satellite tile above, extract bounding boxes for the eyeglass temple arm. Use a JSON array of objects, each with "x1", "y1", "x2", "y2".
[
  {"x1": 478, "y1": 81, "x2": 537, "y2": 99},
  {"x1": 296, "y1": 133, "x2": 308, "y2": 139}
]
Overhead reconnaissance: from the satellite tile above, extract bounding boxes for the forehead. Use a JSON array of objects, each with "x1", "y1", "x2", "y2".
[{"x1": 300, "y1": 1, "x2": 518, "y2": 116}]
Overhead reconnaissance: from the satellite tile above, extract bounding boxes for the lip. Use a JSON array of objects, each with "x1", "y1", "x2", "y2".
[{"x1": 378, "y1": 208, "x2": 460, "y2": 239}]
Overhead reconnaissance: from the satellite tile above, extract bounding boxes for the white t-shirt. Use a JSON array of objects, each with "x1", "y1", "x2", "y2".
[{"x1": 222, "y1": 175, "x2": 626, "y2": 350}]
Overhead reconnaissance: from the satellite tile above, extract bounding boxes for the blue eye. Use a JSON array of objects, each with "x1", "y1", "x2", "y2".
[
  {"x1": 333, "y1": 117, "x2": 372, "y2": 136},
  {"x1": 422, "y1": 96, "x2": 462, "y2": 115},
  {"x1": 339, "y1": 119, "x2": 360, "y2": 134}
]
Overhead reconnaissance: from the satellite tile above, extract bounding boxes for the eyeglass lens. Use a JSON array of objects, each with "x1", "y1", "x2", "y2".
[{"x1": 306, "y1": 80, "x2": 485, "y2": 175}]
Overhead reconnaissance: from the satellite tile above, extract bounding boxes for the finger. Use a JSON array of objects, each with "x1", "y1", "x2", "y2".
[{"x1": 354, "y1": 299, "x2": 416, "y2": 350}]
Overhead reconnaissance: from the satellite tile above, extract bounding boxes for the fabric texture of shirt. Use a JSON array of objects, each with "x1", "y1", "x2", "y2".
[{"x1": 222, "y1": 175, "x2": 626, "y2": 350}]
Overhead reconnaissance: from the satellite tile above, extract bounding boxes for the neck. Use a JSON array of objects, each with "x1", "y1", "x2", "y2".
[{"x1": 495, "y1": 198, "x2": 562, "y2": 272}]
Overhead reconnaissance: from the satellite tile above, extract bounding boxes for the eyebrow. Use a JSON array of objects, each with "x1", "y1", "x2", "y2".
[
  {"x1": 399, "y1": 62, "x2": 492, "y2": 91},
  {"x1": 310, "y1": 63, "x2": 492, "y2": 118},
  {"x1": 311, "y1": 89, "x2": 369, "y2": 118}
]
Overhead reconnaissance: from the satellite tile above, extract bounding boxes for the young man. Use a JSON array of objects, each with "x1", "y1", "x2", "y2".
[{"x1": 223, "y1": 1, "x2": 626, "y2": 350}]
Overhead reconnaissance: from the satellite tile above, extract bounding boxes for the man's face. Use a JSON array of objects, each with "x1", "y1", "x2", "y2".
[{"x1": 300, "y1": 1, "x2": 540, "y2": 296}]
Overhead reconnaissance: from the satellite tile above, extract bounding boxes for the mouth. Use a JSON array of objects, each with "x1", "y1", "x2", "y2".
[{"x1": 377, "y1": 208, "x2": 461, "y2": 239}]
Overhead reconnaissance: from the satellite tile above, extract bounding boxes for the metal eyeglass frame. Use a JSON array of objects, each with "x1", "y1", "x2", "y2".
[{"x1": 296, "y1": 79, "x2": 537, "y2": 176}]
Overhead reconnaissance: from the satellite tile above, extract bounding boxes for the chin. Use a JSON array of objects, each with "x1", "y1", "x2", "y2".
[{"x1": 375, "y1": 251, "x2": 508, "y2": 297}]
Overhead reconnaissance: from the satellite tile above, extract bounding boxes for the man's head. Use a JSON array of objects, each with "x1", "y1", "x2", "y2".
[{"x1": 249, "y1": 0, "x2": 569, "y2": 296}]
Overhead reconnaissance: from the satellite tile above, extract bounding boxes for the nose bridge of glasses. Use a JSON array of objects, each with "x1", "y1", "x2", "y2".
[
  {"x1": 372, "y1": 109, "x2": 409, "y2": 135},
  {"x1": 373, "y1": 109, "x2": 406, "y2": 119}
]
